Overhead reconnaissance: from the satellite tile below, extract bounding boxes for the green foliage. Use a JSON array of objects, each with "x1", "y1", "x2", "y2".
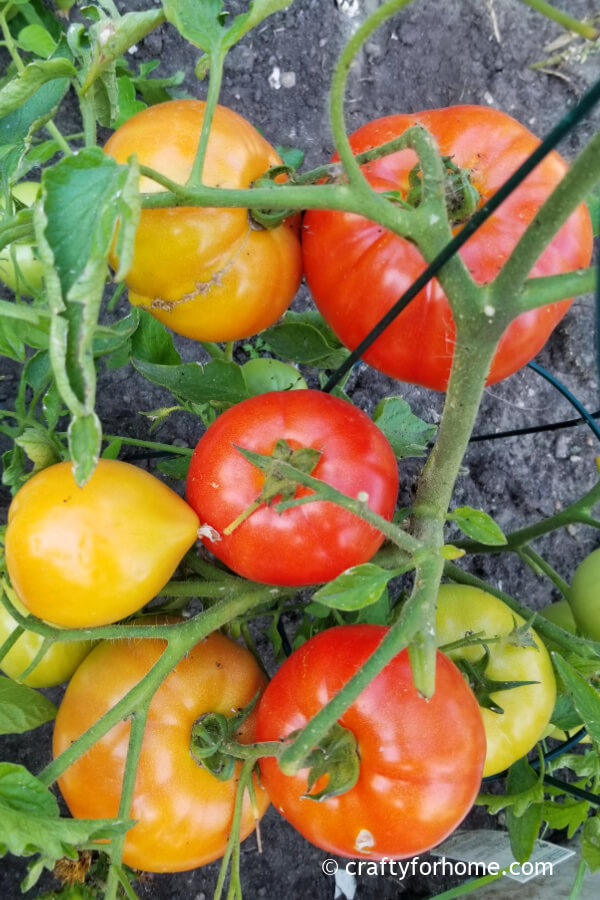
[{"x1": 0, "y1": 676, "x2": 56, "y2": 734}]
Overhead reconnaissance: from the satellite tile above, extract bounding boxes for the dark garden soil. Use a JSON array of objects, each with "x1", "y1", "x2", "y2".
[{"x1": 1, "y1": 0, "x2": 600, "y2": 897}]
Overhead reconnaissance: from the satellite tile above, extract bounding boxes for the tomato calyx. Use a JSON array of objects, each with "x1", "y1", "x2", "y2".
[
  {"x1": 455, "y1": 646, "x2": 539, "y2": 714},
  {"x1": 190, "y1": 694, "x2": 260, "y2": 781},
  {"x1": 382, "y1": 155, "x2": 480, "y2": 226},
  {"x1": 291, "y1": 721, "x2": 360, "y2": 802},
  {"x1": 250, "y1": 164, "x2": 298, "y2": 229},
  {"x1": 222, "y1": 439, "x2": 322, "y2": 536}
]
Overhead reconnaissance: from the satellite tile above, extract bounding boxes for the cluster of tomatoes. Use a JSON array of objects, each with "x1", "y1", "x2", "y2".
[{"x1": 1, "y1": 97, "x2": 594, "y2": 875}]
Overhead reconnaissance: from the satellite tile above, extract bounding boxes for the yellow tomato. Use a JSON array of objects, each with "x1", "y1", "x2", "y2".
[
  {"x1": 104, "y1": 99, "x2": 302, "y2": 342},
  {"x1": 54, "y1": 628, "x2": 270, "y2": 872},
  {"x1": 436, "y1": 584, "x2": 556, "y2": 777},
  {"x1": 5, "y1": 460, "x2": 199, "y2": 628}
]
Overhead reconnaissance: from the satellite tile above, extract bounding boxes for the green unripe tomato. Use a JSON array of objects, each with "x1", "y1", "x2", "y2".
[
  {"x1": 0, "y1": 594, "x2": 94, "y2": 688},
  {"x1": 0, "y1": 181, "x2": 44, "y2": 296},
  {"x1": 540, "y1": 598, "x2": 577, "y2": 633},
  {"x1": 568, "y1": 548, "x2": 600, "y2": 640}
]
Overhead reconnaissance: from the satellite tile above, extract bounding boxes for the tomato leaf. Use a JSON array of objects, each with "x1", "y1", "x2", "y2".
[
  {"x1": 130, "y1": 308, "x2": 181, "y2": 366},
  {"x1": 0, "y1": 676, "x2": 57, "y2": 734},
  {"x1": 373, "y1": 396, "x2": 436, "y2": 459},
  {"x1": 157, "y1": 456, "x2": 191, "y2": 480},
  {"x1": 14, "y1": 426, "x2": 60, "y2": 472},
  {"x1": 16, "y1": 25, "x2": 58, "y2": 58},
  {"x1": 162, "y1": 0, "x2": 292, "y2": 54},
  {"x1": 582, "y1": 816, "x2": 600, "y2": 872},
  {"x1": 550, "y1": 693, "x2": 584, "y2": 732},
  {"x1": 261, "y1": 310, "x2": 350, "y2": 369},
  {"x1": 552, "y1": 654, "x2": 600, "y2": 744},
  {"x1": 0, "y1": 58, "x2": 76, "y2": 120},
  {"x1": 34, "y1": 148, "x2": 140, "y2": 484},
  {"x1": 542, "y1": 797, "x2": 589, "y2": 839},
  {"x1": 0, "y1": 762, "x2": 133, "y2": 861},
  {"x1": 132, "y1": 358, "x2": 249, "y2": 407},
  {"x1": 313, "y1": 564, "x2": 394, "y2": 612},
  {"x1": 506, "y1": 758, "x2": 542, "y2": 863},
  {"x1": 79, "y1": 9, "x2": 167, "y2": 95},
  {"x1": 448, "y1": 506, "x2": 507, "y2": 546},
  {"x1": 587, "y1": 184, "x2": 599, "y2": 237}
]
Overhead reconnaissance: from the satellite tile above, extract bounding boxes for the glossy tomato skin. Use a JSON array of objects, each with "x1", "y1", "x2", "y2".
[
  {"x1": 302, "y1": 106, "x2": 593, "y2": 390},
  {"x1": 256, "y1": 625, "x2": 486, "y2": 858},
  {"x1": 5, "y1": 460, "x2": 199, "y2": 628},
  {"x1": 185, "y1": 390, "x2": 399, "y2": 586},
  {"x1": 435, "y1": 584, "x2": 556, "y2": 777},
  {"x1": 568, "y1": 548, "x2": 600, "y2": 640},
  {"x1": 0, "y1": 594, "x2": 93, "y2": 688},
  {"x1": 104, "y1": 100, "x2": 302, "y2": 342},
  {"x1": 53, "y1": 627, "x2": 270, "y2": 872}
]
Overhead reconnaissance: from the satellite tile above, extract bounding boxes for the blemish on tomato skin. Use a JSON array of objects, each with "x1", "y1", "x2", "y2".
[{"x1": 354, "y1": 829, "x2": 375, "y2": 853}]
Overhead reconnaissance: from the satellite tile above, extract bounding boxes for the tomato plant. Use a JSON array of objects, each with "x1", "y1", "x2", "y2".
[
  {"x1": 568, "y1": 547, "x2": 600, "y2": 640},
  {"x1": 5, "y1": 460, "x2": 199, "y2": 628},
  {"x1": 185, "y1": 390, "x2": 399, "y2": 586},
  {"x1": 0, "y1": 182, "x2": 44, "y2": 297},
  {"x1": 435, "y1": 584, "x2": 556, "y2": 777},
  {"x1": 302, "y1": 106, "x2": 594, "y2": 390},
  {"x1": 255, "y1": 625, "x2": 486, "y2": 858},
  {"x1": 104, "y1": 99, "x2": 302, "y2": 342},
  {"x1": 0, "y1": 593, "x2": 93, "y2": 687},
  {"x1": 53, "y1": 626, "x2": 269, "y2": 873}
]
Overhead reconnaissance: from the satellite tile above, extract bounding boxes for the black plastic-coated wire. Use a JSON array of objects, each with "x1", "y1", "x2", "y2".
[
  {"x1": 321, "y1": 74, "x2": 600, "y2": 393},
  {"x1": 527, "y1": 361, "x2": 600, "y2": 442}
]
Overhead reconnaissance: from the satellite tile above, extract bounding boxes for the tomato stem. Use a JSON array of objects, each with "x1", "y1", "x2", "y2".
[
  {"x1": 187, "y1": 47, "x2": 226, "y2": 188},
  {"x1": 213, "y1": 757, "x2": 255, "y2": 900},
  {"x1": 223, "y1": 500, "x2": 262, "y2": 536}
]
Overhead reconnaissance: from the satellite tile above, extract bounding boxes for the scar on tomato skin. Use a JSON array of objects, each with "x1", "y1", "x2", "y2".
[{"x1": 145, "y1": 224, "x2": 253, "y2": 312}]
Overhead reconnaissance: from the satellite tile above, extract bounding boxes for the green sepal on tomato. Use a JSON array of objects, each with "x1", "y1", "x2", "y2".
[
  {"x1": 185, "y1": 390, "x2": 399, "y2": 586},
  {"x1": 435, "y1": 584, "x2": 556, "y2": 777},
  {"x1": 255, "y1": 625, "x2": 486, "y2": 859},
  {"x1": 302, "y1": 106, "x2": 594, "y2": 390}
]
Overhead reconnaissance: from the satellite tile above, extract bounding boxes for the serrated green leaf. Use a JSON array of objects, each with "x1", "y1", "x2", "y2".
[
  {"x1": 68, "y1": 413, "x2": 101, "y2": 486},
  {"x1": 372, "y1": 395, "x2": 436, "y2": 459},
  {"x1": 130, "y1": 308, "x2": 181, "y2": 366},
  {"x1": 313, "y1": 564, "x2": 393, "y2": 611},
  {"x1": 115, "y1": 74, "x2": 147, "y2": 127},
  {"x1": 133, "y1": 358, "x2": 249, "y2": 407},
  {"x1": 275, "y1": 145, "x2": 304, "y2": 171},
  {"x1": 241, "y1": 358, "x2": 306, "y2": 395},
  {"x1": 449, "y1": 506, "x2": 507, "y2": 546},
  {"x1": 506, "y1": 758, "x2": 542, "y2": 863},
  {"x1": 582, "y1": 816, "x2": 600, "y2": 872},
  {"x1": 0, "y1": 677, "x2": 57, "y2": 734},
  {"x1": 0, "y1": 59, "x2": 76, "y2": 119},
  {"x1": 1, "y1": 447, "x2": 28, "y2": 494},
  {"x1": 15, "y1": 426, "x2": 60, "y2": 471},
  {"x1": 0, "y1": 763, "x2": 58, "y2": 816},
  {"x1": 542, "y1": 798, "x2": 589, "y2": 839},
  {"x1": 17, "y1": 25, "x2": 57, "y2": 58},
  {"x1": 552, "y1": 654, "x2": 600, "y2": 743},
  {"x1": 157, "y1": 456, "x2": 191, "y2": 480},
  {"x1": 550, "y1": 693, "x2": 583, "y2": 733},
  {"x1": 162, "y1": 0, "x2": 226, "y2": 52},
  {"x1": 92, "y1": 311, "x2": 139, "y2": 358},
  {"x1": 262, "y1": 310, "x2": 349, "y2": 368}
]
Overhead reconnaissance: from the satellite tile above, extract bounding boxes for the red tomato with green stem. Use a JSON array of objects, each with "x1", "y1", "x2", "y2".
[
  {"x1": 302, "y1": 106, "x2": 594, "y2": 390},
  {"x1": 185, "y1": 390, "x2": 399, "y2": 586},
  {"x1": 255, "y1": 625, "x2": 486, "y2": 859}
]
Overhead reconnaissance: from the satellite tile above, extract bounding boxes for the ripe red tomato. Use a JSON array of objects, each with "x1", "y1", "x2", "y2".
[
  {"x1": 53, "y1": 627, "x2": 269, "y2": 873},
  {"x1": 302, "y1": 106, "x2": 594, "y2": 390},
  {"x1": 104, "y1": 99, "x2": 302, "y2": 342},
  {"x1": 185, "y1": 390, "x2": 399, "y2": 585},
  {"x1": 255, "y1": 625, "x2": 486, "y2": 858}
]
